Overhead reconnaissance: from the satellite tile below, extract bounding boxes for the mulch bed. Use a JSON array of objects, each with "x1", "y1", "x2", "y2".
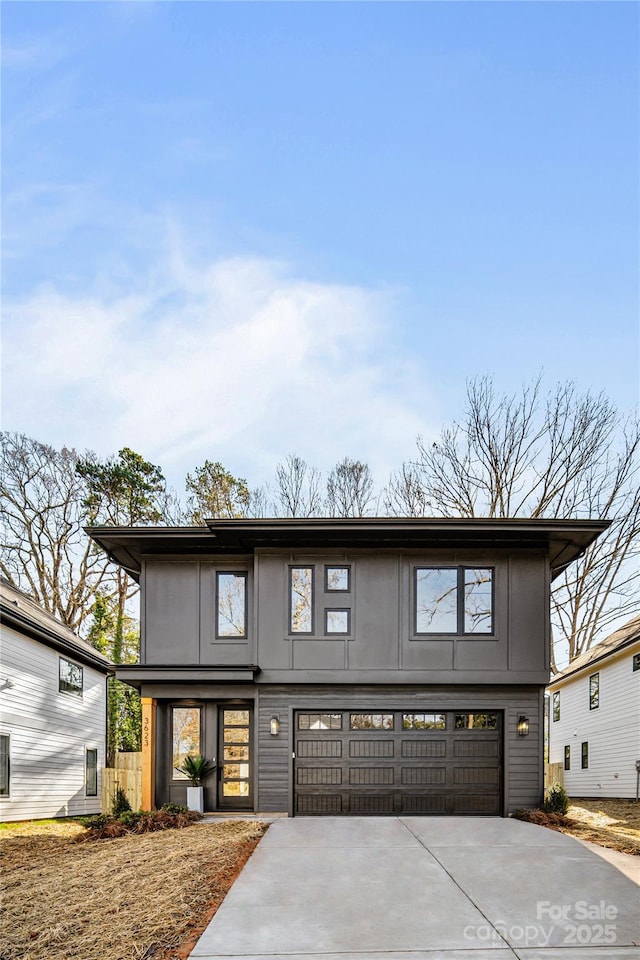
[{"x1": 0, "y1": 819, "x2": 268, "y2": 960}]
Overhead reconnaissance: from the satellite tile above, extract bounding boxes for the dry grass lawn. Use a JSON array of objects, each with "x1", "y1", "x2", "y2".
[
  {"x1": 516, "y1": 799, "x2": 640, "y2": 855},
  {"x1": 563, "y1": 799, "x2": 640, "y2": 855},
  {"x1": 0, "y1": 818, "x2": 268, "y2": 960}
]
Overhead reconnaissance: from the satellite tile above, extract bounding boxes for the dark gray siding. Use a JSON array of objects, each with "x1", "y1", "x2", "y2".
[
  {"x1": 140, "y1": 548, "x2": 550, "y2": 684},
  {"x1": 257, "y1": 684, "x2": 543, "y2": 815}
]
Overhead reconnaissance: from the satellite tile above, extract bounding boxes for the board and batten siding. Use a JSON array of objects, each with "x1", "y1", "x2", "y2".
[
  {"x1": 548, "y1": 648, "x2": 640, "y2": 799},
  {"x1": 256, "y1": 685, "x2": 542, "y2": 815},
  {"x1": 0, "y1": 625, "x2": 107, "y2": 821}
]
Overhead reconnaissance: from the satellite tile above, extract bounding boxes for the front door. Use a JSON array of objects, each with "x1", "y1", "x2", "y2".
[{"x1": 218, "y1": 707, "x2": 253, "y2": 809}]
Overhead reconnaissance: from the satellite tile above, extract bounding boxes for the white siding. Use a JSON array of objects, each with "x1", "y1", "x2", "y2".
[
  {"x1": 0, "y1": 624, "x2": 107, "y2": 821},
  {"x1": 548, "y1": 648, "x2": 640, "y2": 799}
]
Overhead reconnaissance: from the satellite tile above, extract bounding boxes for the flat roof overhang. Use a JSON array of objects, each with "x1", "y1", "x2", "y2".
[{"x1": 86, "y1": 517, "x2": 610, "y2": 582}]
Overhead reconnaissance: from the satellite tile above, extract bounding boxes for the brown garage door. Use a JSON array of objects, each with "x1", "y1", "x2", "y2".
[{"x1": 294, "y1": 710, "x2": 502, "y2": 815}]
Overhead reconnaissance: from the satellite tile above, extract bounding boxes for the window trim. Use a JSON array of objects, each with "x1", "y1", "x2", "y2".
[
  {"x1": 552, "y1": 691, "x2": 560, "y2": 722},
  {"x1": 59, "y1": 656, "x2": 83, "y2": 697},
  {"x1": 633, "y1": 652, "x2": 640, "y2": 672},
  {"x1": 215, "y1": 570, "x2": 248, "y2": 640},
  {"x1": 589, "y1": 672, "x2": 600, "y2": 710},
  {"x1": 413, "y1": 565, "x2": 495, "y2": 637},
  {"x1": 85, "y1": 748, "x2": 98, "y2": 797},
  {"x1": 564, "y1": 744, "x2": 571, "y2": 771},
  {"x1": 0, "y1": 734, "x2": 9, "y2": 798},
  {"x1": 289, "y1": 565, "x2": 315, "y2": 635}
]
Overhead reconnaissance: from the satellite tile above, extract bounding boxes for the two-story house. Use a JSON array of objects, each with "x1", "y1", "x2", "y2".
[
  {"x1": 0, "y1": 579, "x2": 111, "y2": 821},
  {"x1": 89, "y1": 518, "x2": 607, "y2": 817},
  {"x1": 547, "y1": 615, "x2": 640, "y2": 800}
]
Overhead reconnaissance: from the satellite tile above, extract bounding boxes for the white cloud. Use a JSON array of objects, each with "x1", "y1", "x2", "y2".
[{"x1": 2, "y1": 248, "x2": 437, "y2": 493}]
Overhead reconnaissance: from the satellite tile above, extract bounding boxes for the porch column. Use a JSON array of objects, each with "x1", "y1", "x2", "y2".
[{"x1": 141, "y1": 697, "x2": 157, "y2": 810}]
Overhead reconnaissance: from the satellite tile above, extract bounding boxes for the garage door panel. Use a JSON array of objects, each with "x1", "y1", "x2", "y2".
[
  {"x1": 297, "y1": 794, "x2": 343, "y2": 814},
  {"x1": 402, "y1": 739, "x2": 446, "y2": 758},
  {"x1": 297, "y1": 767, "x2": 342, "y2": 785},
  {"x1": 349, "y1": 739, "x2": 394, "y2": 757},
  {"x1": 454, "y1": 739, "x2": 499, "y2": 758},
  {"x1": 402, "y1": 767, "x2": 446, "y2": 785},
  {"x1": 297, "y1": 739, "x2": 342, "y2": 758},
  {"x1": 348, "y1": 766, "x2": 394, "y2": 785},
  {"x1": 350, "y1": 795, "x2": 394, "y2": 814}
]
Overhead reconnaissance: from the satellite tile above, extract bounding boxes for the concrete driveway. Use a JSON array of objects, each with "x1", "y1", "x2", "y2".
[{"x1": 192, "y1": 817, "x2": 640, "y2": 960}]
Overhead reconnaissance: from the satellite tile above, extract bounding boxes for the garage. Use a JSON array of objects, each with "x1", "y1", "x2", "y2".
[{"x1": 294, "y1": 710, "x2": 502, "y2": 815}]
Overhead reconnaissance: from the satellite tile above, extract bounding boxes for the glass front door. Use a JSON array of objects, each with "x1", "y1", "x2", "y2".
[{"x1": 218, "y1": 707, "x2": 252, "y2": 809}]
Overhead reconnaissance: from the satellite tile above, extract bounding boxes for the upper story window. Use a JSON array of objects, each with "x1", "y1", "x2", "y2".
[
  {"x1": 552, "y1": 691, "x2": 560, "y2": 722},
  {"x1": 633, "y1": 653, "x2": 640, "y2": 672},
  {"x1": 216, "y1": 572, "x2": 247, "y2": 638},
  {"x1": 589, "y1": 673, "x2": 599, "y2": 710},
  {"x1": 325, "y1": 566, "x2": 350, "y2": 592},
  {"x1": 289, "y1": 566, "x2": 314, "y2": 633},
  {"x1": 414, "y1": 566, "x2": 493, "y2": 635},
  {"x1": 59, "y1": 657, "x2": 83, "y2": 697}
]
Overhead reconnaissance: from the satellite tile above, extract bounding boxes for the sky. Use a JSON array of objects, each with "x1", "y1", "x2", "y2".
[{"x1": 2, "y1": 0, "x2": 639, "y2": 497}]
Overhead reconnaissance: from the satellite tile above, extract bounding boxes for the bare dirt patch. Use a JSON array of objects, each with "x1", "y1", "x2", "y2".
[
  {"x1": 0, "y1": 818, "x2": 268, "y2": 960},
  {"x1": 515, "y1": 799, "x2": 640, "y2": 856}
]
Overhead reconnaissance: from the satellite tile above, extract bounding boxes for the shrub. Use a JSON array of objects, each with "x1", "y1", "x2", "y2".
[
  {"x1": 542, "y1": 782, "x2": 570, "y2": 815},
  {"x1": 111, "y1": 785, "x2": 132, "y2": 816},
  {"x1": 79, "y1": 808, "x2": 201, "y2": 841},
  {"x1": 161, "y1": 803, "x2": 189, "y2": 815}
]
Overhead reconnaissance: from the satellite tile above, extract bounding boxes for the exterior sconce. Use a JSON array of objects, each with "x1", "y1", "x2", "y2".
[
  {"x1": 270, "y1": 715, "x2": 280, "y2": 736},
  {"x1": 517, "y1": 715, "x2": 529, "y2": 737}
]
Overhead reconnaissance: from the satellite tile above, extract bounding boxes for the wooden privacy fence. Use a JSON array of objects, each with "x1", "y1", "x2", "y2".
[
  {"x1": 101, "y1": 752, "x2": 142, "y2": 813},
  {"x1": 544, "y1": 762, "x2": 564, "y2": 791}
]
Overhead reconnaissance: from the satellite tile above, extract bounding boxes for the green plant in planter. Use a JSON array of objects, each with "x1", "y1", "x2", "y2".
[{"x1": 177, "y1": 754, "x2": 216, "y2": 786}]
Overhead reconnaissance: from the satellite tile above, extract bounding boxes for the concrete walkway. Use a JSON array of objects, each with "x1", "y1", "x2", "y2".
[{"x1": 191, "y1": 817, "x2": 640, "y2": 960}]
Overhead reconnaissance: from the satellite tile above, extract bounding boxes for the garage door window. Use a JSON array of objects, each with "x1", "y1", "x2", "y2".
[
  {"x1": 350, "y1": 713, "x2": 394, "y2": 730},
  {"x1": 298, "y1": 713, "x2": 342, "y2": 730},
  {"x1": 454, "y1": 713, "x2": 498, "y2": 730},
  {"x1": 402, "y1": 713, "x2": 446, "y2": 730}
]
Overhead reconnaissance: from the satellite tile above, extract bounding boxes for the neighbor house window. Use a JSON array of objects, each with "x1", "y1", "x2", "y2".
[
  {"x1": 414, "y1": 567, "x2": 493, "y2": 635},
  {"x1": 564, "y1": 745, "x2": 571, "y2": 770},
  {"x1": 581, "y1": 742, "x2": 589, "y2": 769},
  {"x1": 552, "y1": 691, "x2": 560, "y2": 722},
  {"x1": 589, "y1": 673, "x2": 599, "y2": 710},
  {"x1": 0, "y1": 735, "x2": 9, "y2": 797},
  {"x1": 172, "y1": 706, "x2": 201, "y2": 780},
  {"x1": 59, "y1": 657, "x2": 83, "y2": 696},
  {"x1": 290, "y1": 567, "x2": 314, "y2": 633},
  {"x1": 85, "y1": 748, "x2": 98, "y2": 796},
  {"x1": 216, "y1": 572, "x2": 247, "y2": 638},
  {"x1": 633, "y1": 653, "x2": 640, "y2": 672}
]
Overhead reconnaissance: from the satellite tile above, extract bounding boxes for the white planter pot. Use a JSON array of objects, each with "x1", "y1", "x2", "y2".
[{"x1": 186, "y1": 786, "x2": 204, "y2": 813}]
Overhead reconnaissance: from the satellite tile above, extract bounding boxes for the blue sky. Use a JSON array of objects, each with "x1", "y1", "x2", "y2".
[{"x1": 2, "y1": 1, "x2": 638, "y2": 494}]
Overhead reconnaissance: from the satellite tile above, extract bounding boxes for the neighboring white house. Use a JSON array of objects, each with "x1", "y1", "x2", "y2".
[
  {"x1": 0, "y1": 579, "x2": 112, "y2": 821},
  {"x1": 547, "y1": 615, "x2": 640, "y2": 800}
]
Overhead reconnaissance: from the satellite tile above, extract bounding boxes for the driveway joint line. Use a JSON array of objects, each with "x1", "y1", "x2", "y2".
[{"x1": 398, "y1": 817, "x2": 517, "y2": 957}]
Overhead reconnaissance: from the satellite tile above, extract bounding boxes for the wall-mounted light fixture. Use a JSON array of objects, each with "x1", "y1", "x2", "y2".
[
  {"x1": 270, "y1": 715, "x2": 280, "y2": 736},
  {"x1": 517, "y1": 715, "x2": 530, "y2": 737}
]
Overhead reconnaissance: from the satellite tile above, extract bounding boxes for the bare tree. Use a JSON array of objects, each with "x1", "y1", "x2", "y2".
[
  {"x1": 0, "y1": 433, "x2": 110, "y2": 632},
  {"x1": 274, "y1": 454, "x2": 323, "y2": 518},
  {"x1": 383, "y1": 462, "x2": 431, "y2": 517},
  {"x1": 326, "y1": 457, "x2": 376, "y2": 517},
  {"x1": 402, "y1": 377, "x2": 640, "y2": 670}
]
